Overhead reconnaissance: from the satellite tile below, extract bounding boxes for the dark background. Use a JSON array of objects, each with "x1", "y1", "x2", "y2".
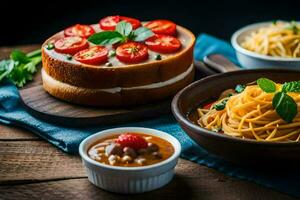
[{"x1": 0, "y1": 0, "x2": 299, "y2": 46}]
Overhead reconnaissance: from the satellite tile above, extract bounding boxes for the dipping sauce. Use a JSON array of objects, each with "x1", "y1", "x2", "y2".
[{"x1": 88, "y1": 133, "x2": 174, "y2": 167}]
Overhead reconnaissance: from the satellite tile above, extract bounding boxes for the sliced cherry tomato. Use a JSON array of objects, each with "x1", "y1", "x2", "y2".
[
  {"x1": 64, "y1": 24, "x2": 95, "y2": 38},
  {"x1": 116, "y1": 42, "x2": 148, "y2": 63},
  {"x1": 145, "y1": 34, "x2": 181, "y2": 53},
  {"x1": 54, "y1": 36, "x2": 89, "y2": 55},
  {"x1": 74, "y1": 46, "x2": 109, "y2": 65},
  {"x1": 99, "y1": 15, "x2": 141, "y2": 30},
  {"x1": 144, "y1": 20, "x2": 176, "y2": 35}
]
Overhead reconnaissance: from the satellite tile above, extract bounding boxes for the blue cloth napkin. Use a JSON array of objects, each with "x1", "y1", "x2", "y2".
[{"x1": 0, "y1": 33, "x2": 299, "y2": 197}]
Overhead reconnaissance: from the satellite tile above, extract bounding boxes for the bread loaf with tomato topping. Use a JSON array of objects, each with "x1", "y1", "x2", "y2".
[{"x1": 41, "y1": 18, "x2": 195, "y2": 107}]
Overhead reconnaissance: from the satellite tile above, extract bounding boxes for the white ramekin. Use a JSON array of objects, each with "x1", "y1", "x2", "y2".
[
  {"x1": 231, "y1": 21, "x2": 300, "y2": 69},
  {"x1": 79, "y1": 127, "x2": 181, "y2": 194}
]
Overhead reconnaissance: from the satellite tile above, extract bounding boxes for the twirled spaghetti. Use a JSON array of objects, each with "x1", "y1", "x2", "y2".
[
  {"x1": 241, "y1": 21, "x2": 300, "y2": 58},
  {"x1": 197, "y1": 84, "x2": 300, "y2": 142}
]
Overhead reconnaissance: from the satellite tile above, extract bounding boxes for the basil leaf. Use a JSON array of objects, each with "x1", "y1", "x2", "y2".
[
  {"x1": 88, "y1": 31, "x2": 124, "y2": 45},
  {"x1": 133, "y1": 27, "x2": 154, "y2": 42},
  {"x1": 282, "y1": 81, "x2": 300, "y2": 93},
  {"x1": 116, "y1": 21, "x2": 132, "y2": 36},
  {"x1": 10, "y1": 50, "x2": 29, "y2": 63},
  {"x1": 0, "y1": 60, "x2": 14, "y2": 81},
  {"x1": 272, "y1": 92, "x2": 297, "y2": 123},
  {"x1": 235, "y1": 84, "x2": 246, "y2": 93},
  {"x1": 257, "y1": 78, "x2": 276, "y2": 93}
]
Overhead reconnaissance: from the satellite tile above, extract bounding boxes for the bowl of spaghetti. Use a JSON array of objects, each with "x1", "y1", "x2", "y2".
[
  {"x1": 231, "y1": 21, "x2": 300, "y2": 69},
  {"x1": 172, "y1": 69, "x2": 300, "y2": 166}
]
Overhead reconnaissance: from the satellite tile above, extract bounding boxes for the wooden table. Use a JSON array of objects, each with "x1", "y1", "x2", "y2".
[{"x1": 0, "y1": 46, "x2": 297, "y2": 200}]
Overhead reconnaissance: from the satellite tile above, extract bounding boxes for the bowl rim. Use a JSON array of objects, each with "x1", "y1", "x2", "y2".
[
  {"x1": 79, "y1": 127, "x2": 181, "y2": 171},
  {"x1": 231, "y1": 21, "x2": 300, "y2": 62},
  {"x1": 171, "y1": 69, "x2": 300, "y2": 146}
]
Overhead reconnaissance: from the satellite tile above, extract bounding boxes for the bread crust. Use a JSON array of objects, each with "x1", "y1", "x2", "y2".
[{"x1": 42, "y1": 67, "x2": 195, "y2": 107}]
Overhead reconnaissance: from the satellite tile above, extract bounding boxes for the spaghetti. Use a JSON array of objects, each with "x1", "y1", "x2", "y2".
[
  {"x1": 197, "y1": 84, "x2": 300, "y2": 142},
  {"x1": 241, "y1": 21, "x2": 300, "y2": 58}
]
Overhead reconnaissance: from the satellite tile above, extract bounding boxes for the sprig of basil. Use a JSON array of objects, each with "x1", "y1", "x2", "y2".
[
  {"x1": 256, "y1": 78, "x2": 300, "y2": 123},
  {"x1": 88, "y1": 21, "x2": 153, "y2": 45}
]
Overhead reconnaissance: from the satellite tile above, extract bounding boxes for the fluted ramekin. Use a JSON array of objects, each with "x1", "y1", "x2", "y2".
[{"x1": 79, "y1": 127, "x2": 181, "y2": 194}]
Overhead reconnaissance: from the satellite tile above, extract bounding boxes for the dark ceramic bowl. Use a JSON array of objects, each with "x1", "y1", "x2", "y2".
[{"x1": 172, "y1": 69, "x2": 300, "y2": 166}]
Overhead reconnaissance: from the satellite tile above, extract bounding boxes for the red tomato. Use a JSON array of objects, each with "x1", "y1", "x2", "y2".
[
  {"x1": 116, "y1": 42, "x2": 148, "y2": 63},
  {"x1": 144, "y1": 20, "x2": 177, "y2": 35},
  {"x1": 64, "y1": 24, "x2": 95, "y2": 38},
  {"x1": 116, "y1": 133, "x2": 148, "y2": 150},
  {"x1": 99, "y1": 15, "x2": 141, "y2": 30},
  {"x1": 145, "y1": 34, "x2": 181, "y2": 53},
  {"x1": 74, "y1": 46, "x2": 109, "y2": 65},
  {"x1": 54, "y1": 37, "x2": 89, "y2": 55}
]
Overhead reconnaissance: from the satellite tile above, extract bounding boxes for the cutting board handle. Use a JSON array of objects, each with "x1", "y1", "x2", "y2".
[{"x1": 203, "y1": 54, "x2": 240, "y2": 73}]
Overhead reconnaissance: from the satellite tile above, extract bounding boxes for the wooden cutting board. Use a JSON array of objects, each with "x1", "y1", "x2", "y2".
[{"x1": 19, "y1": 70, "x2": 170, "y2": 127}]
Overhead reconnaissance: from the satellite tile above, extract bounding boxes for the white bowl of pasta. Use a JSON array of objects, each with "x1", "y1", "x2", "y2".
[
  {"x1": 231, "y1": 21, "x2": 300, "y2": 69},
  {"x1": 172, "y1": 69, "x2": 300, "y2": 167}
]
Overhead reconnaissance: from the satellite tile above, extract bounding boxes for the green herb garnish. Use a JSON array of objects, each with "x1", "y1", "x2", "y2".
[
  {"x1": 155, "y1": 54, "x2": 162, "y2": 60},
  {"x1": 108, "y1": 50, "x2": 116, "y2": 58},
  {"x1": 213, "y1": 98, "x2": 229, "y2": 111},
  {"x1": 272, "y1": 92, "x2": 297, "y2": 123},
  {"x1": 0, "y1": 49, "x2": 41, "y2": 87},
  {"x1": 257, "y1": 78, "x2": 276, "y2": 93},
  {"x1": 272, "y1": 20, "x2": 277, "y2": 25},
  {"x1": 46, "y1": 43, "x2": 54, "y2": 50},
  {"x1": 257, "y1": 78, "x2": 300, "y2": 123},
  {"x1": 88, "y1": 21, "x2": 154, "y2": 45},
  {"x1": 285, "y1": 21, "x2": 299, "y2": 34},
  {"x1": 66, "y1": 54, "x2": 72, "y2": 60},
  {"x1": 235, "y1": 84, "x2": 246, "y2": 93},
  {"x1": 282, "y1": 81, "x2": 300, "y2": 93}
]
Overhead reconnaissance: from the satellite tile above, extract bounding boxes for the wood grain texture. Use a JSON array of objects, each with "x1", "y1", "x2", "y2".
[
  {"x1": 0, "y1": 168, "x2": 297, "y2": 200},
  {"x1": 0, "y1": 125, "x2": 39, "y2": 140},
  {"x1": 0, "y1": 141, "x2": 86, "y2": 184},
  {"x1": 0, "y1": 139, "x2": 296, "y2": 200},
  {"x1": 19, "y1": 82, "x2": 171, "y2": 126}
]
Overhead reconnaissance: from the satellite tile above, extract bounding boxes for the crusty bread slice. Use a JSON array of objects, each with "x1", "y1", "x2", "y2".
[{"x1": 42, "y1": 66, "x2": 194, "y2": 107}]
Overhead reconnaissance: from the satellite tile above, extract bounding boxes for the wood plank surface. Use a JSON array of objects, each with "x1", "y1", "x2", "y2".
[
  {"x1": 0, "y1": 167, "x2": 296, "y2": 200},
  {"x1": 0, "y1": 125, "x2": 39, "y2": 140},
  {"x1": 0, "y1": 140, "x2": 86, "y2": 184}
]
